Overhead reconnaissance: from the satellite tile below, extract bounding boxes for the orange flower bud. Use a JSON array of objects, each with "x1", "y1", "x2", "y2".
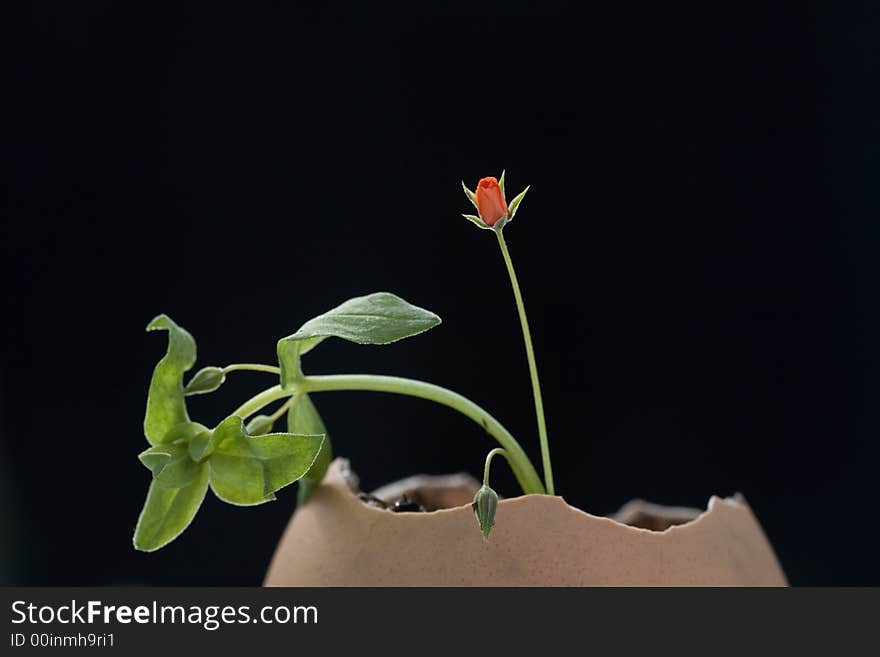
[{"x1": 475, "y1": 177, "x2": 509, "y2": 227}]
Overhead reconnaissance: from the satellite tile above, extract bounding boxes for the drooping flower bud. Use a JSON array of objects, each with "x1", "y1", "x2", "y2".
[
  {"x1": 472, "y1": 484, "x2": 499, "y2": 540},
  {"x1": 475, "y1": 177, "x2": 509, "y2": 227}
]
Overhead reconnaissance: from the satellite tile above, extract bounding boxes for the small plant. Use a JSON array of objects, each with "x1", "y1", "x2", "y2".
[{"x1": 133, "y1": 172, "x2": 552, "y2": 551}]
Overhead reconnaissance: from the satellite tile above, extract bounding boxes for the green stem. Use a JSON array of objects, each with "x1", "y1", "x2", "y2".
[
  {"x1": 495, "y1": 229, "x2": 555, "y2": 495},
  {"x1": 230, "y1": 375, "x2": 545, "y2": 495},
  {"x1": 268, "y1": 396, "x2": 295, "y2": 423},
  {"x1": 483, "y1": 447, "x2": 509, "y2": 486},
  {"x1": 222, "y1": 363, "x2": 282, "y2": 375},
  {"x1": 231, "y1": 385, "x2": 288, "y2": 419}
]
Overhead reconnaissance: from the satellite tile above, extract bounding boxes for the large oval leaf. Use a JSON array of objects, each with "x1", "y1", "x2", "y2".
[
  {"x1": 276, "y1": 292, "x2": 441, "y2": 388},
  {"x1": 208, "y1": 416, "x2": 325, "y2": 506},
  {"x1": 133, "y1": 462, "x2": 209, "y2": 552},
  {"x1": 144, "y1": 315, "x2": 196, "y2": 446}
]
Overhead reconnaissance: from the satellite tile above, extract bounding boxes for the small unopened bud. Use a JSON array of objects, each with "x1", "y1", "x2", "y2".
[
  {"x1": 462, "y1": 173, "x2": 529, "y2": 231},
  {"x1": 246, "y1": 414, "x2": 275, "y2": 436},
  {"x1": 472, "y1": 484, "x2": 499, "y2": 540},
  {"x1": 184, "y1": 366, "x2": 226, "y2": 395},
  {"x1": 475, "y1": 177, "x2": 509, "y2": 227}
]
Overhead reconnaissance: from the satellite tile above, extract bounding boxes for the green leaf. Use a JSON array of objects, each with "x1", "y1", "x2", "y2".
[
  {"x1": 462, "y1": 213, "x2": 492, "y2": 230},
  {"x1": 208, "y1": 416, "x2": 324, "y2": 506},
  {"x1": 187, "y1": 428, "x2": 222, "y2": 462},
  {"x1": 161, "y1": 420, "x2": 210, "y2": 445},
  {"x1": 144, "y1": 315, "x2": 197, "y2": 446},
  {"x1": 139, "y1": 443, "x2": 201, "y2": 488},
  {"x1": 245, "y1": 414, "x2": 275, "y2": 436},
  {"x1": 133, "y1": 462, "x2": 209, "y2": 552},
  {"x1": 498, "y1": 169, "x2": 506, "y2": 196},
  {"x1": 276, "y1": 292, "x2": 441, "y2": 388},
  {"x1": 138, "y1": 446, "x2": 173, "y2": 478},
  {"x1": 184, "y1": 366, "x2": 226, "y2": 396},
  {"x1": 507, "y1": 185, "x2": 530, "y2": 220},
  {"x1": 289, "y1": 393, "x2": 333, "y2": 505},
  {"x1": 462, "y1": 180, "x2": 478, "y2": 210}
]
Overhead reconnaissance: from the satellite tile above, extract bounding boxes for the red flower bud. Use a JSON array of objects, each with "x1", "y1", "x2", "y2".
[{"x1": 475, "y1": 177, "x2": 509, "y2": 227}]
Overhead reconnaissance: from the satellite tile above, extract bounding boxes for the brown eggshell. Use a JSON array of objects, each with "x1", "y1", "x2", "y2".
[{"x1": 265, "y1": 459, "x2": 787, "y2": 586}]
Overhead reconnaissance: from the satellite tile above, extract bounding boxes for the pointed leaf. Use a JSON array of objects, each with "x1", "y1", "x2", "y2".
[
  {"x1": 208, "y1": 416, "x2": 324, "y2": 506},
  {"x1": 138, "y1": 446, "x2": 173, "y2": 478},
  {"x1": 507, "y1": 185, "x2": 530, "y2": 220},
  {"x1": 498, "y1": 169, "x2": 506, "y2": 196},
  {"x1": 187, "y1": 427, "x2": 222, "y2": 462},
  {"x1": 276, "y1": 292, "x2": 441, "y2": 388},
  {"x1": 289, "y1": 393, "x2": 333, "y2": 504},
  {"x1": 461, "y1": 180, "x2": 478, "y2": 210},
  {"x1": 144, "y1": 315, "x2": 196, "y2": 446},
  {"x1": 133, "y1": 462, "x2": 209, "y2": 552},
  {"x1": 162, "y1": 421, "x2": 210, "y2": 445},
  {"x1": 139, "y1": 442, "x2": 201, "y2": 488}
]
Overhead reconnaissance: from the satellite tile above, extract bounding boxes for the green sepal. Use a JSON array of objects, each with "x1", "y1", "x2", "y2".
[
  {"x1": 276, "y1": 292, "x2": 441, "y2": 388},
  {"x1": 498, "y1": 169, "x2": 506, "y2": 196},
  {"x1": 289, "y1": 393, "x2": 333, "y2": 505},
  {"x1": 208, "y1": 416, "x2": 325, "y2": 506},
  {"x1": 133, "y1": 461, "x2": 209, "y2": 552},
  {"x1": 144, "y1": 314, "x2": 196, "y2": 446},
  {"x1": 461, "y1": 180, "x2": 478, "y2": 210},
  {"x1": 492, "y1": 215, "x2": 510, "y2": 233},
  {"x1": 462, "y1": 213, "x2": 492, "y2": 230},
  {"x1": 507, "y1": 185, "x2": 530, "y2": 220},
  {"x1": 184, "y1": 366, "x2": 226, "y2": 396}
]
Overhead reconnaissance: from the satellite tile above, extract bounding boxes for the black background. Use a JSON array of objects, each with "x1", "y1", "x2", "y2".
[{"x1": 3, "y1": 4, "x2": 878, "y2": 585}]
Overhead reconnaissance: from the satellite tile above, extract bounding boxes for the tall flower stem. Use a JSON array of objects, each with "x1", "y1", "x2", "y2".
[
  {"x1": 495, "y1": 229, "x2": 555, "y2": 495},
  {"x1": 230, "y1": 375, "x2": 545, "y2": 495}
]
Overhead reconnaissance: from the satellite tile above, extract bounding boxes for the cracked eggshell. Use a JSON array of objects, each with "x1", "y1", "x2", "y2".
[{"x1": 265, "y1": 459, "x2": 787, "y2": 586}]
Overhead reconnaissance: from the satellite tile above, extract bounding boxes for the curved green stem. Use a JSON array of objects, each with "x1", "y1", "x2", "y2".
[
  {"x1": 222, "y1": 363, "x2": 282, "y2": 375},
  {"x1": 268, "y1": 396, "x2": 295, "y2": 423},
  {"x1": 230, "y1": 375, "x2": 545, "y2": 495},
  {"x1": 483, "y1": 447, "x2": 509, "y2": 486},
  {"x1": 303, "y1": 375, "x2": 543, "y2": 495},
  {"x1": 231, "y1": 385, "x2": 288, "y2": 419},
  {"x1": 495, "y1": 229, "x2": 555, "y2": 494}
]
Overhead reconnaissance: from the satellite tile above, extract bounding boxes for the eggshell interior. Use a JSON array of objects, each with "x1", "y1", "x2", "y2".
[{"x1": 265, "y1": 459, "x2": 787, "y2": 586}]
